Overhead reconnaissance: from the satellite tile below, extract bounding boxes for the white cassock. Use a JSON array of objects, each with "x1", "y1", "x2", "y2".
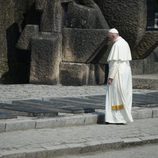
[{"x1": 105, "y1": 36, "x2": 133, "y2": 124}]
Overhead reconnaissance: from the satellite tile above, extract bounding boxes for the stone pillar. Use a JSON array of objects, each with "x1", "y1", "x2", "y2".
[
  {"x1": 29, "y1": 0, "x2": 63, "y2": 84},
  {"x1": 30, "y1": 33, "x2": 62, "y2": 84}
]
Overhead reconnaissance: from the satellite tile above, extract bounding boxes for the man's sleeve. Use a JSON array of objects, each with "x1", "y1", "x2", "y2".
[{"x1": 108, "y1": 61, "x2": 119, "y2": 79}]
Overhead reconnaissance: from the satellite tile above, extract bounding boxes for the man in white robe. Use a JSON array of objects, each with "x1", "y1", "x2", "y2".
[{"x1": 105, "y1": 28, "x2": 133, "y2": 124}]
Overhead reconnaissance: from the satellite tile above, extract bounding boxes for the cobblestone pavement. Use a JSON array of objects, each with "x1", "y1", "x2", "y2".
[
  {"x1": 0, "y1": 84, "x2": 157, "y2": 102},
  {"x1": 0, "y1": 118, "x2": 158, "y2": 157}
]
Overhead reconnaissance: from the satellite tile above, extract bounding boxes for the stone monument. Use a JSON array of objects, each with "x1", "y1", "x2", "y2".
[{"x1": 0, "y1": 0, "x2": 158, "y2": 85}]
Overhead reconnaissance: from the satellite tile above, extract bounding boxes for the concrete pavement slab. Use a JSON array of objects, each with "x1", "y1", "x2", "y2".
[{"x1": 0, "y1": 118, "x2": 158, "y2": 158}]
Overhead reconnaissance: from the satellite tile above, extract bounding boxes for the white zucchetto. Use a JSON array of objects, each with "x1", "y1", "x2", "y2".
[{"x1": 108, "y1": 28, "x2": 119, "y2": 34}]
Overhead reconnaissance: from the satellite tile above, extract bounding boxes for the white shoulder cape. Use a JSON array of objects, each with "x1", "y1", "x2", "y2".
[{"x1": 107, "y1": 37, "x2": 132, "y2": 61}]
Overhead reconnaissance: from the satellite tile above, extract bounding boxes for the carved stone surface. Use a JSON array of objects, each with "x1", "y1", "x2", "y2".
[
  {"x1": 0, "y1": 0, "x2": 158, "y2": 85},
  {"x1": 0, "y1": 0, "x2": 36, "y2": 82},
  {"x1": 60, "y1": 62, "x2": 89, "y2": 85},
  {"x1": 95, "y1": 0, "x2": 158, "y2": 60},
  {"x1": 62, "y1": 28, "x2": 108, "y2": 63},
  {"x1": 133, "y1": 31, "x2": 158, "y2": 59},
  {"x1": 66, "y1": 1, "x2": 108, "y2": 29},
  {"x1": 60, "y1": 62, "x2": 106, "y2": 85},
  {"x1": 95, "y1": 0, "x2": 147, "y2": 49},
  {"x1": 17, "y1": 25, "x2": 39, "y2": 50},
  {"x1": 30, "y1": 33, "x2": 62, "y2": 84},
  {"x1": 0, "y1": 0, "x2": 15, "y2": 75},
  {"x1": 131, "y1": 60, "x2": 144, "y2": 75},
  {"x1": 40, "y1": 0, "x2": 62, "y2": 33}
]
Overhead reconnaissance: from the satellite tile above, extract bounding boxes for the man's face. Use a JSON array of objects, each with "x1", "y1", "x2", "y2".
[{"x1": 107, "y1": 32, "x2": 118, "y2": 42}]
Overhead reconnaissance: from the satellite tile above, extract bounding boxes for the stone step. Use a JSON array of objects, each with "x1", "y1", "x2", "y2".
[
  {"x1": 133, "y1": 74, "x2": 158, "y2": 89},
  {"x1": 0, "y1": 107, "x2": 157, "y2": 133}
]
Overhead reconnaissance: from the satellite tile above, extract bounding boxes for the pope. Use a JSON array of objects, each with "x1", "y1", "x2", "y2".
[{"x1": 105, "y1": 28, "x2": 133, "y2": 124}]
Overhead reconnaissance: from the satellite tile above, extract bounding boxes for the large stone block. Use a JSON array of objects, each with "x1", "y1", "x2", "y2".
[
  {"x1": 40, "y1": 0, "x2": 62, "y2": 33},
  {"x1": 17, "y1": 25, "x2": 39, "y2": 50},
  {"x1": 131, "y1": 60, "x2": 144, "y2": 75},
  {"x1": 130, "y1": 46, "x2": 158, "y2": 75},
  {"x1": 30, "y1": 33, "x2": 62, "y2": 84},
  {"x1": 133, "y1": 31, "x2": 158, "y2": 59},
  {"x1": 67, "y1": 2, "x2": 95, "y2": 28},
  {"x1": 141, "y1": 48, "x2": 158, "y2": 74},
  {"x1": 95, "y1": 0, "x2": 158, "y2": 59},
  {"x1": 65, "y1": 1, "x2": 108, "y2": 29},
  {"x1": 62, "y1": 28, "x2": 108, "y2": 63},
  {"x1": 60, "y1": 62, "x2": 106, "y2": 85},
  {"x1": 95, "y1": 0, "x2": 147, "y2": 49},
  {"x1": 0, "y1": 0, "x2": 15, "y2": 75},
  {"x1": 60, "y1": 62, "x2": 89, "y2": 85}
]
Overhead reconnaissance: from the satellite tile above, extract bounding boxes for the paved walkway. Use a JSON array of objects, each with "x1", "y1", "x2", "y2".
[
  {"x1": 0, "y1": 84, "x2": 157, "y2": 132},
  {"x1": 0, "y1": 84, "x2": 157, "y2": 102},
  {"x1": 0, "y1": 84, "x2": 158, "y2": 157},
  {"x1": 0, "y1": 118, "x2": 158, "y2": 158}
]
